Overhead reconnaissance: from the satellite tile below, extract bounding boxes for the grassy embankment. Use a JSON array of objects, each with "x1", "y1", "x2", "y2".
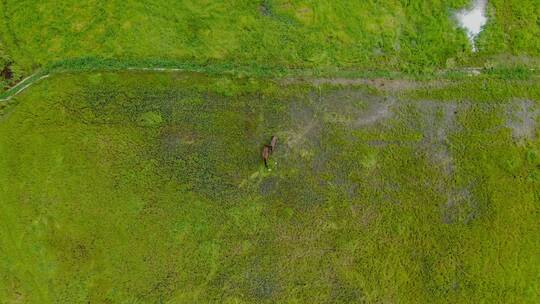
[{"x1": 0, "y1": 0, "x2": 539, "y2": 91}]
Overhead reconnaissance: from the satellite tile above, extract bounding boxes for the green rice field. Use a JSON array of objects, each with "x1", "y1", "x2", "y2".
[{"x1": 0, "y1": 1, "x2": 539, "y2": 303}]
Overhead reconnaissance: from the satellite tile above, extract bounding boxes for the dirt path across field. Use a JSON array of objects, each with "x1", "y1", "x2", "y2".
[{"x1": 0, "y1": 66, "x2": 537, "y2": 102}]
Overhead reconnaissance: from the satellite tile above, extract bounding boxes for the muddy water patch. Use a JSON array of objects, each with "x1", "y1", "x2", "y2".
[
  {"x1": 318, "y1": 89, "x2": 396, "y2": 128},
  {"x1": 505, "y1": 100, "x2": 539, "y2": 141},
  {"x1": 417, "y1": 101, "x2": 462, "y2": 175},
  {"x1": 283, "y1": 89, "x2": 396, "y2": 153},
  {"x1": 354, "y1": 97, "x2": 396, "y2": 128},
  {"x1": 443, "y1": 188, "x2": 473, "y2": 224},
  {"x1": 284, "y1": 101, "x2": 323, "y2": 152}
]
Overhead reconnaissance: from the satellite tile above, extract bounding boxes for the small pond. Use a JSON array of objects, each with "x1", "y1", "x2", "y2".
[{"x1": 455, "y1": 0, "x2": 488, "y2": 51}]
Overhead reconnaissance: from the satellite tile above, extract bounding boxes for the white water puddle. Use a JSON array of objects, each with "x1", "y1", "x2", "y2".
[{"x1": 455, "y1": 0, "x2": 488, "y2": 52}]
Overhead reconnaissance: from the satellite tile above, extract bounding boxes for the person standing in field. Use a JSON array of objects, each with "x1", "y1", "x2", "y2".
[
  {"x1": 262, "y1": 135, "x2": 277, "y2": 168},
  {"x1": 262, "y1": 145, "x2": 271, "y2": 168}
]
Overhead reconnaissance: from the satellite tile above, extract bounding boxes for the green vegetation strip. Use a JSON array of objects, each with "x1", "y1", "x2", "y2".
[
  {"x1": 1, "y1": 57, "x2": 538, "y2": 102},
  {"x1": 1, "y1": 0, "x2": 539, "y2": 94},
  {"x1": 1, "y1": 0, "x2": 539, "y2": 74}
]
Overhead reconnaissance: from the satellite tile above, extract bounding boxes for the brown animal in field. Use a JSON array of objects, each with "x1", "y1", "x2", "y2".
[
  {"x1": 270, "y1": 136, "x2": 277, "y2": 152},
  {"x1": 262, "y1": 145, "x2": 271, "y2": 168}
]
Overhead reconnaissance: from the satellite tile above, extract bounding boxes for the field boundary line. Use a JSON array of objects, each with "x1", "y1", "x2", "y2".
[
  {"x1": 0, "y1": 65, "x2": 538, "y2": 102},
  {"x1": 0, "y1": 67, "x2": 194, "y2": 102}
]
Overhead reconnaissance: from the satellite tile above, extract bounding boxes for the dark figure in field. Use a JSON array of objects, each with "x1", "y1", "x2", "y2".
[
  {"x1": 270, "y1": 136, "x2": 277, "y2": 152},
  {"x1": 262, "y1": 136, "x2": 278, "y2": 168},
  {"x1": 262, "y1": 145, "x2": 271, "y2": 168}
]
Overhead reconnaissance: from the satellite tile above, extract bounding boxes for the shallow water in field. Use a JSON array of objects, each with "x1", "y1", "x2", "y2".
[{"x1": 455, "y1": 0, "x2": 488, "y2": 51}]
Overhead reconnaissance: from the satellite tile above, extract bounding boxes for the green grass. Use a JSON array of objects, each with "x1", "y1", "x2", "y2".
[
  {"x1": 0, "y1": 2, "x2": 539, "y2": 301},
  {"x1": 478, "y1": 0, "x2": 540, "y2": 61},
  {"x1": 0, "y1": 71, "x2": 538, "y2": 303},
  {"x1": 0, "y1": 0, "x2": 539, "y2": 86}
]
